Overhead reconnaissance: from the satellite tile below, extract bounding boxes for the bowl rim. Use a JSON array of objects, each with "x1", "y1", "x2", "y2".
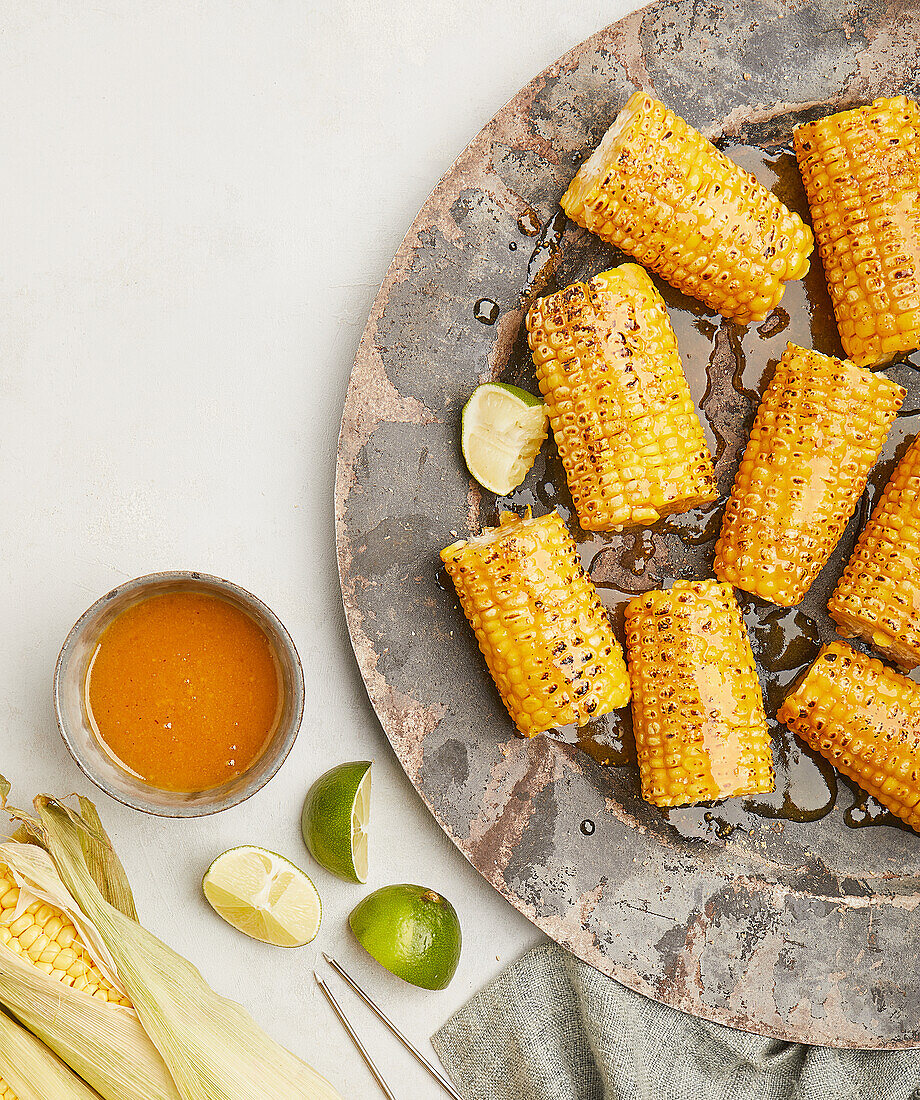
[{"x1": 53, "y1": 570, "x2": 305, "y2": 818}]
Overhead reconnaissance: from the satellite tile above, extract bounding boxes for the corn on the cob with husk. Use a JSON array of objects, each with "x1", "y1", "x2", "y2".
[
  {"x1": 778, "y1": 641, "x2": 920, "y2": 832},
  {"x1": 526, "y1": 263, "x2": 717, "y2": 531},
  {"x1": 794, "y1": 96, "x2": 920, "y2": 368},
  {"x1": 713, "y1": 342, "x2": 903, "y2": 607},
  {"x1": 0, "y1": 783, "x2": 342, "y2": 1100},
  {"x1": 0, "y1": 1008, "x2": 105, "y2": 1100},
  {"x1": 441, "y1": 509, "x2": 630, "y2": 735},
  {"x1": 0, "y1": 859, "x2": 129, "y2": 1005},
  {"x1": 624, "y1": 580, "x2": 773, "y2": 808},
  {"x1": 0, "y1": 840, "x2": 181, "y2": 1100},
  {"x1": 561, "y1": 91, "x2": 814, "y2": 324},
  {"x1": 829, "y1": 433, "x2": 920, "y2": 668}
]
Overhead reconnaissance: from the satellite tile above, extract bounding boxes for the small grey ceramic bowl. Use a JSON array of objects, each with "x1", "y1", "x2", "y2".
[{"x1": 53, "y1": 571, "x2": 304, "y2": 817}]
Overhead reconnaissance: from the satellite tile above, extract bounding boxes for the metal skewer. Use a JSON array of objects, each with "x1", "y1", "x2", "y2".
[
  {"x1": 322, "y1": 953, "x2": 463, "y2": 1100},
  {"x1": 314, "y1": 972, "x2": 397, "y2": 1100}
]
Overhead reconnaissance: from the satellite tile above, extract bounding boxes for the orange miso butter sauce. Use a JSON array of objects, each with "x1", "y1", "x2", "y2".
[{"x1": 84, "y1": 591, "x2": 281, "y2": 792}]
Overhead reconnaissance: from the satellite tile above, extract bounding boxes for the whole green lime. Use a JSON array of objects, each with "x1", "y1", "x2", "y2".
[
  {"x1": 301, "y1": 761, "x2": 371, "y2": 883},
  {"x1": 349, "y1": 883, "x2": 461, "y2": 990}
]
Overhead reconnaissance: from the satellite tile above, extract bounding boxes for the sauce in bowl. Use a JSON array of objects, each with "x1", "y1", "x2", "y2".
[{"x1": 84, "y1": 591, "x2": 281, "y2": 792}]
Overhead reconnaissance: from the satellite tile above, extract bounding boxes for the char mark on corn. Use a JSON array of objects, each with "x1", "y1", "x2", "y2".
[
  {"x1": 441, "y1": 510, "x2": 630, "y2": 736},
  {"x1": 795, "y1": 96, "x2": 920, "y2": 367},
  {"x1": 829, "y1": 433, "x2": 920, "y2": 668},
  {"x1": 561, "y1": 91, "x2": 814, "y2": 324},
  {"x1": 778, "y1": 641, "x2": 920, "y2": 833},
  {"x1": 625, "y1": 579, "x2": 773, "y2": 808},
  {"x1": 713, "y1": 342, "x2": 903, "y2": 607},
  {"x1": 526, "y1": 263, "x2": 717, "y2": 532}
]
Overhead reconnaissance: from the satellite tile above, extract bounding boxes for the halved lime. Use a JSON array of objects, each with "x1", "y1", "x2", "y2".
[
  {"x1": 349, "y1": 883, "x2": 461, "y2": 989},
  {"x1": 202, "y1": 846, "x2": 321, "y2": 947},
  {"x1": 461, "y1": 382, "x2": 547, "y2": 495},
  {"x1": 301, "y1": 760, "x2": 371, "y2": 884}
]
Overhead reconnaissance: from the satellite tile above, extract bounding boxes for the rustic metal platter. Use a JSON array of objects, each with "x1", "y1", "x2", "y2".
[{"x1": 335, "y1": 0, "x2": 920, "y2": 1048}]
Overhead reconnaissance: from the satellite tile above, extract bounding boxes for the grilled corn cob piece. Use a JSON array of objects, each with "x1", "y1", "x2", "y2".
[
  {"x1": 561, "y1": 91, "x2": 813, "y2": 324},
  {"x1": 0, "y1": 863, "x2": 129, "y2": 1006},
  {"x1": 526, "y1": 263, "x2": 717, "y2": 531},
  {"x1": 713, "y1": 343, "x2": 903, "y2": 606},
  {"x1": 625, "y1": 580, "x2": 773, "y2": 807},
  {"x1": 829, "y1": 434, "x2": 920, "y2": 667},
  {"x1": 441, "y1": 509, "x2": 630, "y2": 735},
  {"x1": 794, "y1": 96, "x2": 920, "y2": 367},
  {"x1": 778, "y1": 641, "x2": 920, "y2": 832}
]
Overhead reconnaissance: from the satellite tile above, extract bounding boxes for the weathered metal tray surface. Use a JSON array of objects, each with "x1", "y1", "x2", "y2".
[{"x1": 335, "y1": 0, "x2": 920, "y2": 1047}]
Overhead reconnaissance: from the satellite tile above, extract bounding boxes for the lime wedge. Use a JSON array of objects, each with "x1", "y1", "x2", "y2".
[
  {"x1": 202, "y1": 846, "x2": 321, "y2": 948},
  {"x1": 461, "y1": 382, "x2": 547, "y2": 495},
  {"x1": 301, "y1": 761, "x2": 371, "y2": 884},
  {"x1": 349, "y1": 883, "x2": 461, "y2": 989}
]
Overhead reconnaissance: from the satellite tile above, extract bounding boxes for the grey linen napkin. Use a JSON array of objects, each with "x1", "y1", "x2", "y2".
[{"x1": 432, "y1": 943, "x2": 920, "y2": 1100}]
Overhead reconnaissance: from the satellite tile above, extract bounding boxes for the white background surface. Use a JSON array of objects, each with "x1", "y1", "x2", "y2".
[{"x1": 0, "y1": 2, "x2": 641, "y2": 1096}]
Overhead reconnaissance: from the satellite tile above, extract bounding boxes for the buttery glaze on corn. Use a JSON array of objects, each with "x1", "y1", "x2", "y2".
[
  {"x1": 713, "y1": 343, "x2": 904, "y2": 607},
  {"x1": 795, "y1": 96, "x2": 920, "y2": 367},
  {"x1": 526, "y1": 263, "x2": 717, "y2": 531},
  {"x1": 829, "y1": 433, "x2": 920, "y2": 668},
  {"x1": 778, "y1": 641, "x2": 920, "y2": 833},
  {"x1": 441, "y1": 510, "x2": 630, "y2": 736},
  {"x1": 625, "y1": 580, "x2": 773, "y2": 808},
  {"x1": 561, "y1": 91, "x2": 813, "y2": 324}
]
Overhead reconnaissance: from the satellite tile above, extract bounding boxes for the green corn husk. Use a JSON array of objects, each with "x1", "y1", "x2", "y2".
[
  {"x1": 4, "y1": 786, "x2": 342, "y2": 1100},
  {"x1": 74, "y1": 795, "x2": 138, "y2": 922},
  {"x1": 0, "y1": 1008, "x2": 106, "y2": 1100}
]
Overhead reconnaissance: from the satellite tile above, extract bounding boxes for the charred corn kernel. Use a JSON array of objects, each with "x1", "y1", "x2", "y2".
[
  {"x1": 794, "y1": 97, "x2": 920, "y2": 367},
  {"x1": 625, "y1": 580, "x2": 773, "y2": 807},
  {"x1": 561, "y1": 92, "x2": 813, "y2": 324},
  {"x1": 526, "y1": 263, "x2": 717, "y2": 531},
  {"x1": 829, "y1": 433, "x2": 920, "y2": 667},
  {"x1": 714, "y1": 343, "x2": 903, "y2": 606},
  {"x1": 0, "y1": 864, "x2": 130, "y2": 1007},
  {"x1": 778, "y1": 641, "x2": 920, "y2": 832},
  {"x1": 441, "y1": 509, "x2": 630, "y2": 735}
]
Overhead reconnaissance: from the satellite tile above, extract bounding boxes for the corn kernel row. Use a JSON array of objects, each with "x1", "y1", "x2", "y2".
[
  {"x1": 441, "y1": 510, "x2": 631, "y2": 736},
  {"x1": 0, "y1": 866, "x2": 130, "y2": 1006},
  {"x1": 795, "y1": 96, "x2": 920, "y2": 367},
  {"x1": 625, "y1": 580, "x2": 773, "y2": 807},
  {"x1": 562, "y1": 91, "x2": 813, "y2": 324},
  {"x1": 830, "y1": 434, "x2": 920, "y2": 668},
  {"x1": 714, "y1": 343, "x2": 903, "y2": 606},
  {"x1": 526, "y1": 263, "x2": 716, "y2": 531},
  {"x1": 778, "y1": 642, "x2": 920, "y2": 832}
]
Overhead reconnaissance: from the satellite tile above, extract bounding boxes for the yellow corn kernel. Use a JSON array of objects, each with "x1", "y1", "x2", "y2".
[
  {"x1": 795, "y1": 96, "x2": 920, "y2": 367},
  {"x1": 625, "y1": 580, "x2": 773, "y2": 808},
  {"x1": 0, "y1": 1077, "x2": 15, "y2": 1100},
  {"x1": 713, "y1": 342, "x2": 903, "y2": 606},
  {"x1": 778, "y1": 641, "x2": 920, "y2": 832},
  {"x1": 562, "y1": 91, "x2": 814, "y2": 324},
  {"x1": 0, "y1": 865, "x2": 130, "y2": 1008},
  {"x1": 441, "y1": 509, "x2": 630, "y2": 736},
  {"x1": 829, "y1": 433, "x2": 920, "y2": 667},
  {"x1": 526, "y1": 263, "x2": 717, "y2": 531}
]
